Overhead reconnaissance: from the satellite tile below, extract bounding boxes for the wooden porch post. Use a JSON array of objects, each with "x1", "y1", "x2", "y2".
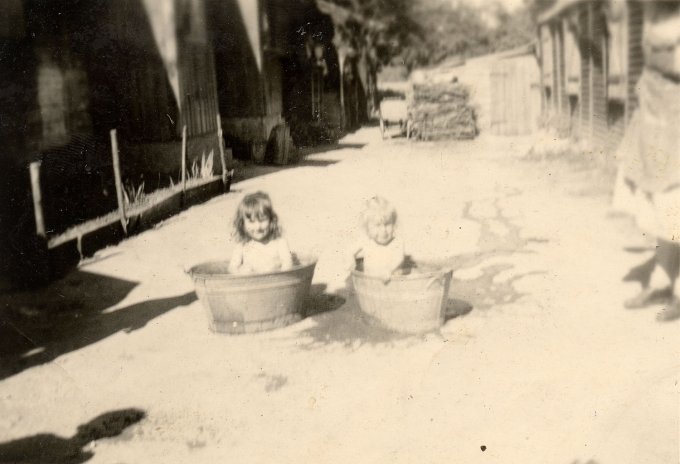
[
  {"x1": 338, "y1": 50, "x2": 346, "y2": 131},
  {"x1": 28, "y1": 161, "x2": 46, "y2": 239},
  {"x1": 181, "y1": 125, "x2": 187, "y2": 195},
  {"x1": 538, "y1": 24, "x2": 545, "y2": 121},
  {"x1": 588, "y1": 1, "x2": 596, "y2": 144}
]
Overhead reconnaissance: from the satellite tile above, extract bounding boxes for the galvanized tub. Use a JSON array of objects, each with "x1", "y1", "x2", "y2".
[
  {"x1": 351, "y1": 267, "x2": 453, "y2": 334},
  {"x1": 188, "y1": 256, "x2": 316, "y2": 334}
]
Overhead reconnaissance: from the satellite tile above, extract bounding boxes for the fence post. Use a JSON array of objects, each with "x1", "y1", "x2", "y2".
[
  {"x1": 216, "y1": 114, "x2": 228, "y2": 189},
  {"x1": 109, "y1": 129, "x2": 127, "y2": 235},
  {"x1": 28, "y1": 161, "x2": 46, "y2": 238},
  {"x1": 181, "y1": 125, "x2": 187, "y2": 196}
]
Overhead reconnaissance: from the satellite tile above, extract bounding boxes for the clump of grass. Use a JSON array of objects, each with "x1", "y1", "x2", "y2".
[
  {"x1": 188, "y1": 150, "x2": 214, "y2": 182},
  {"x1": 167, "y1": 150, "x2": 216, "y2": 190},
  {"x1": 123, "y1": 180, "x2": 146, "y2": 206}
]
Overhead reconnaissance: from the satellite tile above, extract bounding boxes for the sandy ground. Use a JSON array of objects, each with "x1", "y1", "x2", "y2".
[{"x1": 0, "y1": 128, "x2": 678, "y2": 464}]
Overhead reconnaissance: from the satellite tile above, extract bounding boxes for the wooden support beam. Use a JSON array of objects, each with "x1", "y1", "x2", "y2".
[
  {"x1": 109, "y1": 129, "x2": 127, "y2": 235},
  {"x1": 181, "y1": 125, "x2": 187, "y2": 195},
  {"x1": 588, "y1": 2, "x2": 595, "y2": 144},
  {"x1": 216, "y1": 114, "x2": 230, "y2": 189},
  {"x1": 28, "y1": 161, "x2": 46, "y2": 238}
]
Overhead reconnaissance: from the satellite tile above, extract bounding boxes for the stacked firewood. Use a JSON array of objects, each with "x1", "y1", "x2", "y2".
[{"x1": 409, "y1": 82, "x2": 478, "y2": 140}]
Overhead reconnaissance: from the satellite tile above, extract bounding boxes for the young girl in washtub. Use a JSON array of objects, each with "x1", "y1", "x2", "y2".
[
  {"x1": 229, "y1": 191, "x2": 293, "y2": 275},
  {"x1": 351, "y1": 196, "x2": 407, "y2": 283}
]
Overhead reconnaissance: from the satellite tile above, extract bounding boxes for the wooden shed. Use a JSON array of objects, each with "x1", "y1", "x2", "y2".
[
  {"x1": 207, "y1": 0, "x2": 342, "y2": 161},
  {"x1": 489, "y1": 45, "x2": 542, "y2": 136},
  {"x1": 0, "y1": 0, "x2": 221, "y2": 286}
]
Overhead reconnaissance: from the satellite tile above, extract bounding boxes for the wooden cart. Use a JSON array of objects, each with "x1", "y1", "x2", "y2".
[{"x1": 378, "y1": 97, "x2": 410, "y2": 139}]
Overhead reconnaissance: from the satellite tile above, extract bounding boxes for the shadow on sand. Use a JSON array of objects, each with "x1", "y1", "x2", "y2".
[
  {"x1": 231, "y1": 143, "x2": 365, "y2": 184},
  {"x1": 298, "y1": 143, "x2": 366, "y2": 156},
  {"x1": 0, "y1": 270, "x2": 195, "y2": 381},
  {"x1": 622, "y1": 255, "x2": 656, "y2": 288},
  {"x1": 295, "y1": 278, "x2": 474, "y2": 350},
  {"x1": 0, "y1": 408, "x2": 145, "y2": 464}
]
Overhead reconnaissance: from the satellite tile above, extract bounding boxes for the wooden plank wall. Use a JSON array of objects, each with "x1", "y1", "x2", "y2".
[
  {"x1": 490, "y1": 55, "x2": 540, "y2": 136},
  {"x1": 627, "y1": 0, "x2": 644, "y2": 117},
  {"x1": 555, "y1": 21, "x2": 569, "y2": 134},
  {"x1": 578, "y1": 7, "x2": 591, "y2": 139},
  {"x1": 179, "y1": 41, "x2": 219, "y2": 137},
  {"x1": 591, "y1": 5, "x2": 609, "y2": 152},
  {"x1": 564, "y1": 11, "x2": 582, "y2": 140},
  {"x1": 208, "y1": 0, "x2": 266, "y2": 120},
  {"x1": 537, "y1": 0, "x2": 648, "y2": 158},
  {"x1": 540, "y1": 25, "x2": 554, "y2": 118},
  {"x1": 177, "y1": 0, "x2": 219, "y2": 137}
]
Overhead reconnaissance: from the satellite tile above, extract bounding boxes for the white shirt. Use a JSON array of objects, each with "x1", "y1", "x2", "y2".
[{"x1": 357, "y1": 237, "x2": 405, "y2": 277}]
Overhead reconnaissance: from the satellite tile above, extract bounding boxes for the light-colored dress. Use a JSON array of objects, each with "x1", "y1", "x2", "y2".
[{"x1": 614, "y1": 2, "x2": 680, "y2": 242}]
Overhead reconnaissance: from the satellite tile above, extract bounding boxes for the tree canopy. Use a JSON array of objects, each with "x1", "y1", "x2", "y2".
[{"x1": 320, "y1": 0, "x2": 539, "y2": 71}]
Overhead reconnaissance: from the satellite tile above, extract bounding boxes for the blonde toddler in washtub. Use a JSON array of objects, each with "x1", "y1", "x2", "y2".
[{"x1": 350, "y1": 196, "x2": 406, "y2": 283}]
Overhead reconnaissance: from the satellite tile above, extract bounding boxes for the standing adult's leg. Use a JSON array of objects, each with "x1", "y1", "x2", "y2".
[
  {"x1": 624, "y1": 238, "x2": 675, "y2": 309},
  {"x1": 657, "y1": 240, "x2": 680, "y2": 320}
]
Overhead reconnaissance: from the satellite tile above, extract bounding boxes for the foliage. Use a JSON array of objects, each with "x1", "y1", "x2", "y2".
[
  {"x1": 524, "y1": 0, "x2": 557, "y2": 20},
  {"x1": 123, "y1": 180, "x2": 146, "y2": 206},
  {"x1": 167, "y1": 151, "x2": 215, "y2": 189},
  {"x1": 187, "y1": 151, "x2": 214, "y2": 182},
  {"x1": 324, "y1": 0, "x2": 540, "y2": 71},
  {"x1": 410, "y1": 0, "x2": 537, "y2": 66},
  {"x1": 488, "y1": 2, "x2": 536, "y2": 52}
]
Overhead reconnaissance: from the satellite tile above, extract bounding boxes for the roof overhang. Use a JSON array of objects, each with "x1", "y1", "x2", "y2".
[{"x1": 537, "y1": 0, "x2": 587, "y2": 24}]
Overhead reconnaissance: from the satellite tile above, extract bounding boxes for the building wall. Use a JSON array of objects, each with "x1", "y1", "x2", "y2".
[
  {"x1": 578, "y1": 6, "x2": 592, "y2": 138},
  {"x1": 540, "y1": 25, "x2": 554, "y2": 120},
  {"x1": 553, "y1": 22, "x2": 568, "y2": 131},
  {"x1": 490, "y1": 54, "x2": 541, "y2": 136},
  {"x1": 538, "y1": 0, "x2": 644, "y2": 156},
  {"x1": 177, "y1": 0, "x2": 220, "y2": 138},
  {"x1": 564, "y1": 12, "x2": 582, "y2": 139},
  {"x1": 207, "y1": 0, "x2": 265, "y2": 122},
  {"x1": 207, "y1": 0, "x2": 294, "y2": 160},
  {"x1": 627, "y1": 1, "x2": 644, "y2": 116},
  {"x1": 590, "y1": 4, "x2": 609, "y2": 153},
  {"x1": 0, "y1": 0, "x2": 220, "y2": 287}
]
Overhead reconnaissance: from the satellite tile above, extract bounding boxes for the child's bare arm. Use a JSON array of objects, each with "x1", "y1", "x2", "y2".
[
  {"x1": 278, "y1": 239, "x2": 294, "y2": 270},
  {"x1": 381, "y1": 239, "x2": 405, "y2": 283},
  {"x1": 228, "y1": 244, "x2": 244, "y2": 274},
  {"x1": 347, "y1": 241, "x2": 364, "y2": 271}
]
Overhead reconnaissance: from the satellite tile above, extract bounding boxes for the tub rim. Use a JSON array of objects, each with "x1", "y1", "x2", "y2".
[
  {"x1": 187, "y1": 254, "x2": 317, "y2": 280},
  {"x1": 351, "y1": 266, "x2": 453, "y2": 283}
]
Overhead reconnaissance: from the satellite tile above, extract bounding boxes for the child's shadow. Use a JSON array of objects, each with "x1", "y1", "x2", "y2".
[
  {"x1": 0, "y1": 408, "x2": 145, "y2": 464},
  {"x1": 303, "y1": 284, "x2": 346, "y2": 317}
]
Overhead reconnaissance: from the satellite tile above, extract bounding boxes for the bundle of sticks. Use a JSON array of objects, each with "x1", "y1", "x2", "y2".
[{"x1": 409, "y1": 82, "x2": 478, "y2": 140}]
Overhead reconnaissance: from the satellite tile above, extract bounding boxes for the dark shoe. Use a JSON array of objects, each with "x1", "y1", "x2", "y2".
[
  {"x1": 624, "y1": 286, "x2": 672, "y2": 309},
  {"x1": 656, "y1": 297, "x2": 680, "y2": 322}
]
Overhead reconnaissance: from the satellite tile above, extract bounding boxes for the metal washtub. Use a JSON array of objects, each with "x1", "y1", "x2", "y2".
[
  {"x1": 351, "y1": 265, "x2": 453, "y2": 333},
  {"x1": 188, "y1": 256, "x2": 317, "y2": 334}
]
